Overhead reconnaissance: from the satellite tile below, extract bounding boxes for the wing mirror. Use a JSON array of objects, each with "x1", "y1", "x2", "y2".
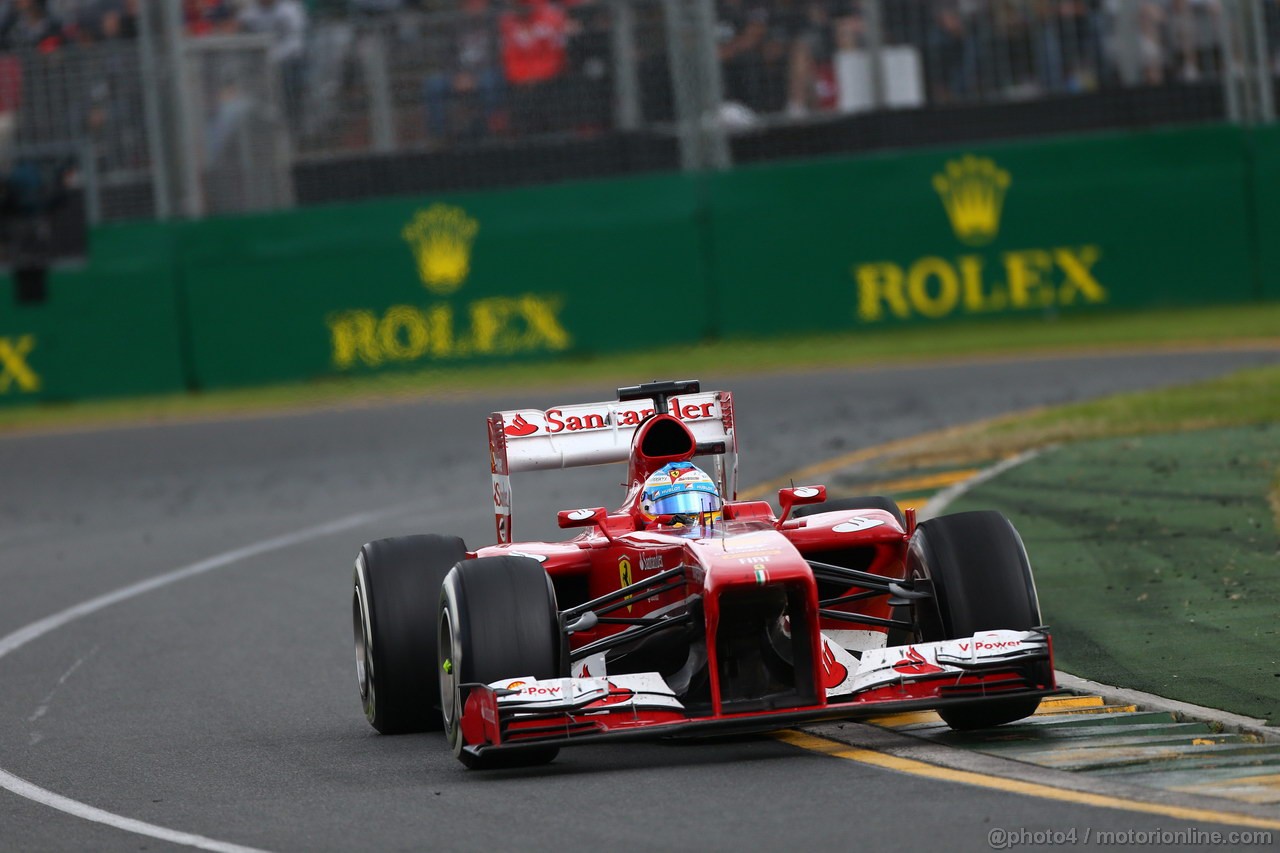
[
  {"x1": 777, "y1": 485, "x2": 826, "y2": 524},
  {"x1": 557, "y1": 506, "x2": 608, "y2": 529}
]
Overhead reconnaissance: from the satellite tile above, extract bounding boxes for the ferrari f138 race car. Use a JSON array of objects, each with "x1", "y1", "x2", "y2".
[{"x1": 352, "y1": 380, "x2": 1055, "y2": 768}]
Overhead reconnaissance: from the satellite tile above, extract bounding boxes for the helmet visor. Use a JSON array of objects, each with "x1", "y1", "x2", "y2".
[{"x1": 652, "y1": 489, "x2": 722, "y2": 517}]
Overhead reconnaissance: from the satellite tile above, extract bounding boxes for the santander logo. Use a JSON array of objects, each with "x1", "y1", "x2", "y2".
[
  {"x1": 893, "y1": 646, "x2": 944, "y2": 675},
  {"x1": 503, "y1": 414, "x2": 538, "y2": 437}
]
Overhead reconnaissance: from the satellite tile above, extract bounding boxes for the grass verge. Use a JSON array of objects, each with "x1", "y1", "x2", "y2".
[
  {"x1": 889, "y1": 364, "x2": 1280, "y2": 467},
  {"x1": 951, "y1": 424, "x2": 1280, "y2": 723},
  {"x1": 1, "y1": 302, "x2": 1278, "y2": 434},
  {"x1": 903, "y1": 363, "x2": 1280, "y2": 722}
]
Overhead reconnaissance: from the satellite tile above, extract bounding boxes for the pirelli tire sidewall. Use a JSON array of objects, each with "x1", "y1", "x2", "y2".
[
  {"x1": 352, "y1": 534, "x2": 467, "y2": 735},
  {"x1": 907, "y1": 510, "x2": 1041, "y2": 639},
  {"x1": 906, "y1": 510, "x2": 1043, "y2": 730},
  {"x1": 439, "y1": 555, "x2": 562, "y2": 768}
]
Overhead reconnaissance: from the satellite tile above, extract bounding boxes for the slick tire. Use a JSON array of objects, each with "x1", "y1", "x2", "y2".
[
  {"x1": 906, "y1": 510, "x2": 1043, "y2": 731},
  {"x1": 793, "y1": 495, "x2": 905, "y2": 528},
  {"x1": 439, "y1": 555, "x2": 563, "y2": 769},
  {"x1": 353, "y1": 534, "x2": 468, "y2": 734}
]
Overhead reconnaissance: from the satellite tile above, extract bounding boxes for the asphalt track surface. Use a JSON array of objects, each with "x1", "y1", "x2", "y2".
[{"x1": 2, "y1": 349, "x2": 1278, "y2": 853}]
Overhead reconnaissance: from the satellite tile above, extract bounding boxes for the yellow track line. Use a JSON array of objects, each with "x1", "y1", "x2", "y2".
[
  {"x1": 852, "y1": 469, "x2": 979, "y2": 495},
  {"x1": 740, "y1": 433, "x2": 963, "y2": 499},
  {"x1": 774, "y1": 730, "x2": 1280, "y2": 831},
  {"x1": 866, "y1": 696, "x2": 1108, "y2": 728}
]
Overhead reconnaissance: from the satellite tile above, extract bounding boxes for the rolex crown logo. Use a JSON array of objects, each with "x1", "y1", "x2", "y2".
[
  {"x1": 932, "y1": 155, "x2": 1011, "y2": 247},
  {"x1": 402, "y1": 203, "x2": 479, "y2": 294}
]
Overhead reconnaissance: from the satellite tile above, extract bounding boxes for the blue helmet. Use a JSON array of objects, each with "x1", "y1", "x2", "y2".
[{"x1": 640, "y1": 462, "x2": 722, "y2": 524}]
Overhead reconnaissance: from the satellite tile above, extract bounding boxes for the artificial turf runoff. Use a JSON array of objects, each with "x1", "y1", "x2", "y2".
[{"x1": 950, "y1": 424, "x2": 1280, "y2": 725}]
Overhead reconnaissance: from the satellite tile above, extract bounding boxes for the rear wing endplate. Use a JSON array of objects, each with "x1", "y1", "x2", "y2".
[{"x1": 487, "y1": 389, "x2": 737, "y2": 544}]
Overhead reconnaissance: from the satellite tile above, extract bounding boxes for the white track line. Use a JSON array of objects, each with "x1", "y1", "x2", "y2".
[
  {"x1": 0, "y1": 507, "x2": 407, "y2": 853},
  {"x1": 0, "y1": 768, "x2": 269, "y2": 853},
  {"x1": 917, "y1": 448, "x2": 1044, "y2": 520}
]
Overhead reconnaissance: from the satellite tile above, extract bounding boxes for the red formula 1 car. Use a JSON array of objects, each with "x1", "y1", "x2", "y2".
[{"x1": 351, "y1": 380, "x2": 1055, "y2": 768}]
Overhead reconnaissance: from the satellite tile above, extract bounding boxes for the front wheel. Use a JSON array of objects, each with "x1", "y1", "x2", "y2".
[
  {"x1": 907, "y1": 510, "x2": 1043, "y2": 730},
  {"x1": 353, "y1": 534, "x2": 467, "y2": 734},
  {"x1": 439, "y1": 555, "x2": 564, "y2": 768}
]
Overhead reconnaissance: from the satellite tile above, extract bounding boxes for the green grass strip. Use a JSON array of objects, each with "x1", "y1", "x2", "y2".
[{"x1": 952, "y1": 426, "x2": 1280, "y2": 724}]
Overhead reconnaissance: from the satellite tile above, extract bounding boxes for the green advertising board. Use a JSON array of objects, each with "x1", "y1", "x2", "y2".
[
  {"x1": 0, "y1": 222, "x2": 186, "y2": 406},
  {"x1": 177, "y1": 173, "x2": 708, "y2": 390},
  {"x1": 4, "y1": 123, "x2": 1279, "y2": 407},
  {"x1": 1247, "y1": 123, "x2": 1280, "y2": 302},
  {"x1": 708, "y1": 125, "x2": 1257, "y2": 337}
]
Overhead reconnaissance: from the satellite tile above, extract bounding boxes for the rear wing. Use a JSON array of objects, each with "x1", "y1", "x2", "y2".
[{"x1": 487, "y1": 388, "x2": 738, "y2": 544}]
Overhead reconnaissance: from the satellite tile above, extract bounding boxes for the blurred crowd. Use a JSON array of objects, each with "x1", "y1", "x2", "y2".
[
  {"x1": 0, "y1": 1, "x2": 309, "y2": 50},
  {"x1": 714, "y1": 0, "x2": 1234, "y2": 117},
  {"x1": 0, "y1": 0, "x2": 1271, "y2": 158}
]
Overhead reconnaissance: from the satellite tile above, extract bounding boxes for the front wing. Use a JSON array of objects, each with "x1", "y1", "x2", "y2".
[{"x1": 457, "y1": 630, "x2": 1056, "y2": 758}]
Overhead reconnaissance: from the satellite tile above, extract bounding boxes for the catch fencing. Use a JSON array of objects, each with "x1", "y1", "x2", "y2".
[{"x1": 5, "y1": 0, "x2": 1280, "y2": 222}]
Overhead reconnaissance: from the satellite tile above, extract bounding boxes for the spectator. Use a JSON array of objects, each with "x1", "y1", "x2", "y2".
[
  {"x1": 239, "y1": 0, "x2": 308, "y2": 127},
  {"x1": 784, "y1": 0, "x2": 855, "y2": 117},
  {"x1": 1166, "y1": 0, "x2": 1219, "y2": 82},
  {"x1": 184, "y1": 0, "x2": 238, "y2": 36},
  {"x1": 349, "y1": 0, "x2": 403, "y2": 14},
  {"x1": 1054, "y1": 0, "x2": 1106, "y2": 92},
  {"x1": 0, "y1": 46, "x2": 18, "y2": 151},
  {"x1": 58, "y1": 0, "x2": 139, "y2": 43},
  {"x1": 96, "y1": 0, "x2": 139, "y2": 40},
  {"x1": 563, "y1": 0, "x2": 611, "y2": 132},
  {"x1": 716, "y1": 0, "x2": 770, "y2": 113},
  {"x1": 1137, "y1": 0, "x2": 1165, "y2": 84},
  {"x1": 926, "y1": 0, "x2": 969, "y2": 101},
  {"x1": 499, "y1": 0, "x2": 569, "y2": 135},
  {"x1": 423, "y1": 0, "x2": 504, "y2": 142},
  {"x1": 0, "y1": 0, "x2": 66, "y2": 52}
]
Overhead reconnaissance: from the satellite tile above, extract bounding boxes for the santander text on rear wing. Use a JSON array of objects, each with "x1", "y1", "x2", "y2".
[{"x1": 487, "y1": 386, "x2": 737, "y2": 544}]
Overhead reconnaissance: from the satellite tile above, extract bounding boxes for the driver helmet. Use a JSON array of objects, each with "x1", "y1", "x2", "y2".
[{"x1": 640, "y1": 462, "x2": 723, "y2": 526}]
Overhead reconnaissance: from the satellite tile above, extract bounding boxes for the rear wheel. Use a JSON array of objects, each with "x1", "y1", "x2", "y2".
[
  {"x1": 353, "y1": 534, "x2": 467, "y2": 734},
  {"x1": 439, "y1": 555, "x2": 563, "y2": 768},
  {"x1": 906, "y1": 511, "x2": 1043, "y2": 730},
  {"x1": 793, "y1": 495, "x2": 905, "y2": 527}
]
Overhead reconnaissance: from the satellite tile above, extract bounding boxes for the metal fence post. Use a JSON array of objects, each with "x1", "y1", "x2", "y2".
[
  {"x1": 864, "y1": 0, "x2": 885, "y2": 110},
  {"x1": 358, "y1": 27, "x2": 396, "y2": 153},
  {"x1": 663, "y1": 0, "x2": 700, "y2": 171},
  {"x1": 1114, "y1": 0, "x2": 1142, "y2": 87},
  {"x1": 1220, "y1": 0, "x2": 1273, "y2": 124},
  {"x1": 1246, "y1": 0, "x2": 1275, "y2": 122},
  {"x1": 1221, "y1": 0, "x2": 1244, "y2": 121},
  {"x1": 137, "y1": 0, "x2": 171, "y2": 220},
  {"x1": 690, "y1": 0, "x2": 728, "y2": 170},
  {"x1": 610, "y1": 0, "x2": 641, "y2": 130},
  {"x1": 159, "y1": 0, "x2": 204, "y2": 218}
]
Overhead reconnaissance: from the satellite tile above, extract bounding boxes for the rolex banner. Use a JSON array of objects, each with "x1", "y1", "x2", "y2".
[
  {"x1": 709, "y1": 124, "x2": 1256, "y2": 335},
  {"x1": 0, "y1": 222, "x2": 187, "y2": 405},
  {"x1": 176, "y1": 175, "x2": 709, "y2": 389},
  {"x1": 0, "y1": 123, "x2": 1271, "y2": 406}
]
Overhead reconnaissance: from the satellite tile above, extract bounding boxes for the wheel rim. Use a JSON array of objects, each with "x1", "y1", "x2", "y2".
[
  {"x1": 438, "y1": 607, "x2": 458, "y2": 731},
  {"x1": 353, "y1": 577, "x2": 376, "y2": 722}
]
